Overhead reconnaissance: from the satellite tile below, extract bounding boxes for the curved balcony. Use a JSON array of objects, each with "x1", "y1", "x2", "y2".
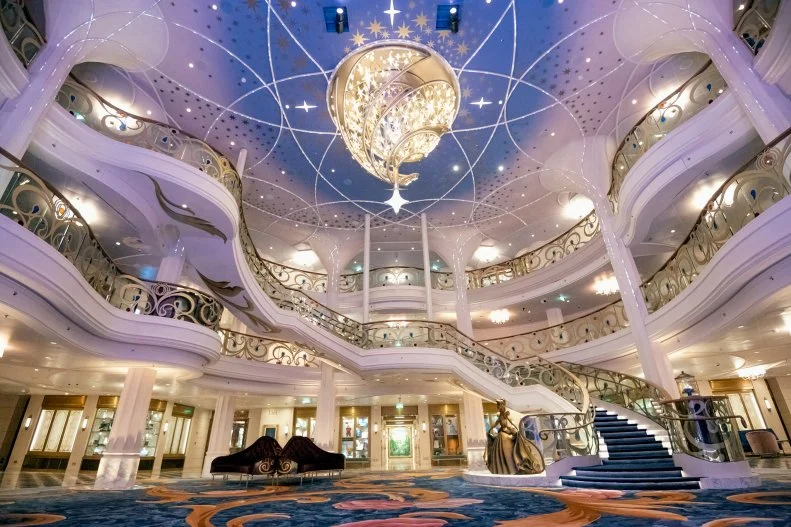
[
  {"x1": 641, "y1": 129, "x2": 791, "y2": 313},
  {"x1": 609, "y1": 61, "x2": 728, "y2": 211},
  {"x1": 0, "y1": 0, "x2": 43, "y2": 67},
  {"x1": 0, "y1": 148, "x2": 223, "y2": 330},
  {"x1": 735, "y1": 0, "x2": 782, "y2": 54}
]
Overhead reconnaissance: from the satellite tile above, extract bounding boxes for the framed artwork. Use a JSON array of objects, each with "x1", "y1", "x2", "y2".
[
  {"x1": 262, "y1": 425, "x2": 278, "y2": 439},
  {"x1": 445, "y1": 416, "x2": 459, "y2": 436},
  {"x1": 388, "y1": 427, "x2": 412, "y2": 457}
]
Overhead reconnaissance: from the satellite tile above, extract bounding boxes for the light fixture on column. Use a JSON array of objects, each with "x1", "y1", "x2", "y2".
[
  {"x1": 422, "y1": 421, "x2": 427, "y2": 432},
  {"x1": 284, "y1": 424, "x2": 290, "y2": 436},
  {"x1": 81, "y1": 417, "x2": 89, "y2": 430},
  {"x1": 373, "y1": 423, "x2": 379, "y2": 434},
  {"x1": 489, "y1": 309, "x2": 510, "y2": 325},
  {"x1": 327, "y1": 42, "x2": 460, "y2": 215},
  {"x1": 24, "y1": 415, "x2": 32, "y2": 429},
  {"x1": 764, "y1": 397, "x2": 772, "y2": 412},
  {"x1": 163, "y1": 421, "x2": 169, "y2": 434}
]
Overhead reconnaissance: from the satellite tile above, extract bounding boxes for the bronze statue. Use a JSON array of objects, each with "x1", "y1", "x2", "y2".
[{"x1": 484, "y1": 399, "x2": 545, "y2": 475}]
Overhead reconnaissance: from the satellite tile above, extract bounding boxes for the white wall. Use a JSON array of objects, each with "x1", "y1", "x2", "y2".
[{"x1": 246, "y1": 407, "x2": 294, "y2": 447}]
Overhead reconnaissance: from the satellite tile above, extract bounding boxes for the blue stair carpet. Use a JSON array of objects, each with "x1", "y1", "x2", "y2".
[{"x1": 560, "y1": 408, "x2": 701, "y2": 490}]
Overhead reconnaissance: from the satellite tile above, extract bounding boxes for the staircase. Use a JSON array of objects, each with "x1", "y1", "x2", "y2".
[{"x1": 560, "y1": 408, "x2": 700, "y2": 490}]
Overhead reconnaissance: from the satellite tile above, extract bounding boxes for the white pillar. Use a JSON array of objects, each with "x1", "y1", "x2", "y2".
[
  {"x1": 314, "y1": 363, "x2": 337, "y2": 451},
  {"x1": 461, "y1": 391, "x2": 487, "y2": 470},
  {"x1": 150, "y1": 401, "x2": 174, "y2": 479},
  {"x1": 421, "y1": 213, "x2": 434, "y2": 320},
  {"x1": 201, "y1": 395, "x2": 236, "y2": 477},
  {"x1": 452, "y1": 256, "x2": 473, "y2": 336},
  {"x1": 182, "y1": 408, "x2": 212, "y2": 477},
  {"x1": 363, "y1": 214, "x2": 371, "y2": 323},
  {"x1": 596, "y1": 201, "x2": 678, "y2": 396},
  {"x1": 94, "y1": 368, "x2": 156, "y2": 490},
  {"x1": 546, "y1": 308, "x2": 563, "y2": 327},
  {"x1": 417, "y1": 401, "x2": 432, "y2": 469},
  {"x1": 0, "y1": 395, "x2": 44, "y2": 489},
  {"x1": 370, "y1": 404, "x2": 383, "y2": 469},
  {"x1": 246, "y1": 408, "x2": 264, "y2": 447},
  {"x1": 62, "y1": 395, "x2": 98, "y2": 487},
  {"x1": 326, "y1": 258, "x2": 341, "y2": 311},
  {"x1": 236, "y1": 148, "x2": 248, "y2": 175}
]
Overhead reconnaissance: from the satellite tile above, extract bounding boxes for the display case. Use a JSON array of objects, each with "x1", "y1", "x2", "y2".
[
  {"x1": 339, "y1": 406, "x2": 370, "y2": 468},
  {"x1": 483, "y1": 402, "x2": 500, "y2": 435},
  {"x1": 293, "y1": 407, "x2": 316, "y2": 440},
  {"x1": 25, "y1": 396, "x2": 87, "y2": 470},
  {"x1": 429, "y1": 404, "x2": 465, "y2": 466},
  {"x1": 230, "y1": 410, "x2": 249, "y2": 453}
]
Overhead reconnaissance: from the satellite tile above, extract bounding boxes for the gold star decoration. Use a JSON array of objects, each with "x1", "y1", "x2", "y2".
[
  {"x1": 413, "y1": 12, "x2": 428, "y2": 29},
  {"x1": 247, "y1": 0, "x2": 259, "y2": 10},
  {"x1": 456, "y1": 42, "x2": 469, "y2": 55},
  {"x1": 462, "y1": 87, "x2": 472, "y2": 98},
  {"x1": 426, "y1": 40, "x2": 435, "y2": 47},
  {"x1": 380, "y1": 29, "x2": 390, "y2": 38},
  {"x1": 351, "y1": 30, "x2": 368, "y2": 47},
  {"x1": 436, "y1": 30, "x2": 451, "y2": 41},
  {"x1": 396, "y1": 23, "x2": 412, "y2": 38},
  {"x1": 368, "y1": 19, "x2": 383, "y2": 37}
]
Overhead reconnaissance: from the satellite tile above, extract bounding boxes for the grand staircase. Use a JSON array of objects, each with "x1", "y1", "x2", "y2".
[{"x1": 560, "y1": 408, "x2": 700, "y2": 490}]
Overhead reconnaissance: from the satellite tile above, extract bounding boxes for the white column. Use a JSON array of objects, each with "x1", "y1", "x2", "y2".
[
  {"x1": 546, "y1": 308, "x2": 563, "y2": 327},
  {"x1": 246, "y1": 408, "x2": 264, "y2": 447},
  {"x1": 62, "y1": 395, "x2": 98, "y2": 487},
  {"x1": 421, "y1": 213, "x2": 434, "y2": 320},
  {"x1": 182, "y1": 408, "x2": 212, "y2": 477},
  {"x1": 417, "y1": 401, "x2": 432, "y2": 469},
  {"x1": 0, "y1": 395, "x2": 43, "y2": 489},
  {"x1": 150, "y1": 401, "x2": 174, "y2": 479},
  {"x1": 314, "y1": 363, "x2": 338, "y2": 451},
  {"x1": 94, "y1": 368, "x2": 156, "y2": 490},
  {"x1": 452, "y1": 256, "x2": 473, "y2": 336},
  {"x1": 201, "y1": 395, "x2": 236, "y2": 477},
  {"x1": 596, "y1": 201, "x2": 678, "y2": 396},
  {"x1": 155, "y1": 231, "x2": 185, "y2": 283},
  {"x1": 326, "y1": 258, "x2": 341, "y2": 311},
  {"x1": 461, "y1": 391, "x2": 487, "y2": 470},
  {"x1": 369, "y1": 404, "x2": 383, "y2": 469},
  {"x1": 236, "y1": 148, "x2": 248, "y2": 175},
  {"x1": 363, "y1": 214, "x2": 371, "y2": 323}
]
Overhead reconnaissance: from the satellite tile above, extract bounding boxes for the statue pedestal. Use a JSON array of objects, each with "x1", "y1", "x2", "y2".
[{"x1": 463, "y1": 470, "x2": 556, "y2": 487}]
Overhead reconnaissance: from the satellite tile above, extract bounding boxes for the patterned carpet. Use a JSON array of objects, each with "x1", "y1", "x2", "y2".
[{"x1": 0, "y1": 470, "x2": 790, "y2": 526}]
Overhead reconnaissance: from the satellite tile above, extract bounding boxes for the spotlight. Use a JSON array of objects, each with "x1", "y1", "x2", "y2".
[
  {"x1": 324, "y1": 6, "x2": 348, "y2": 33},
  {"x1": 449, "y1": 6, "x2": 460, "y2": 33},
  {"x1": 436, "y1": 5, "x2": 461, "y2": 33},
  {"x1": 335, "y1": 7, "x2": 345, "y2": 34}
]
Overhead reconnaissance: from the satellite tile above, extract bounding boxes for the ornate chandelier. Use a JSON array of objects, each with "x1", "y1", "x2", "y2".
[
  {"x1": 489, "y1": 309, "x2": 510, "y2": 325},
  {"x1": 327, "y1": 41, "x2": 460, "y2": 213}
]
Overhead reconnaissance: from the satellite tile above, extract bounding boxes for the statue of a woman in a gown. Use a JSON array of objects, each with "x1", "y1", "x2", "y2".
[{"x1": 484, "y1": 399, "x2": 545, "y2": 474}]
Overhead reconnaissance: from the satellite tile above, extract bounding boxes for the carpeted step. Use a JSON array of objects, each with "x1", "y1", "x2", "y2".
[
  {"x1": 560, "y1": 475, "x2": 700, "y2": 488},
  {"x1": 606, "y1": 443, "x2": 666, "y2": 452},
  {"x1": 596, "y1": 426, "x2": 641, "y2": 434},
  {"x1": 580, "y1": 463, "x2": 680, "y2": 472},
  {"x1": 601, "y1": 458, "x2": 676, "y2": 467},
  {"x1": 607, "y1": 451, "x2": 672, "y2": 460},
  {"x1": 574, "y1": 468, "x2": 684, "y2": 479},
  {"x1": 596, "y1": 431, "x2": 649, "y2": 439},
  {"x1": 604, "y1": 437, "x2": 662, "y2": 447},
  {"x1": 560, "y1": 478, "x2": 700, "y2": 491}
]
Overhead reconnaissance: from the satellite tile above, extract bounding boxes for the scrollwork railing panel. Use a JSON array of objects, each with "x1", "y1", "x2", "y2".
[
  {"x1": 521, "y1": 408, "x2": 599, "y2": 464},
  {"x1": 641, "y1": 132, "x2": 791, "y2": 313},
  {"x1": 609, "y1": 62, "x2": 727, "y2": 211},
  {"x1": 1, "y1": 0, "x2": 44, "y2": 67},
  {"x1": 220, "y1": 329, "x2": 318, "y2": 367},
  {"x1": 370, "y1": 266, "x2": 425, "y2": 287},
  {"x1": 735, "y1": 0, "x2": 781, "y2": 54},
  {"x1": 661, "y1": 396, "x2": 747, "y2": 462},
  {"x1": 262, "y1": 260, "x2": 327, "y2": 294},
  {"x1": 0, "y1": 152, "x2": 223, "y2": 331}
]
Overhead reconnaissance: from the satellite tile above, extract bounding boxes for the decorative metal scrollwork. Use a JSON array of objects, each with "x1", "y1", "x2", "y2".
[
  {"x1": 735, "y1": 0, "x2": 781, "y2": 54},
  {"x1": 0, "y1": 152, "x2": 223, "y2": 330},
  {"x1": 262, "y1": 260, "x2": 328, "y2": 294},
  {"x1": 220, "y1": 329, "x2": 318, "y2": 367},
  {"x1": 661, "y1": 396, "x2": 747, "y2": 462},
  {"x1": 0, "y1": 0, "x2": 44, "y2": 67},
  {"x1": 641, "y1": 131, "x2": 791, "y2": 313},
  {"x1": 609, "y1": 61, "x2": 727, "y2": 211}
]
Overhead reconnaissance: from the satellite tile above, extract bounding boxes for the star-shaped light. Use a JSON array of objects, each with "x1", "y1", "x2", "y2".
[
  {"x1": 471, "y1": 97, "x2": 492, "y2": 108},
  {"x1": 384, "y1": 0, "x2": 401, "y2": 26},
  {"x1": 295, "y1": 101, "x2": 316, "y2": 112},
  {"x1": 384, "y1": 185, "x2": 409, "y2": 215}
]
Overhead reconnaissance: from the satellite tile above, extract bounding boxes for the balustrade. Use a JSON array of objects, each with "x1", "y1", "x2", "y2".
[
  {"x1": 735, "y1": 0, "x2": 782, "y2": 54},
  {"x1": 0, "y1": 0, "x2": 43, "y2": 67},
  {"x1": 220, "y1": 329, "x2": 318, "y2": 367}
]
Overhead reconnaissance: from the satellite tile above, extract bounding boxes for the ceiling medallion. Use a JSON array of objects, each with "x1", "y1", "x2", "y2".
[
  {"x1": 327, "y1": 41, "x2": 460, "y2": 214},
  {"x1": 489, "y1": 309, "x2": 510, "y2": 325}
]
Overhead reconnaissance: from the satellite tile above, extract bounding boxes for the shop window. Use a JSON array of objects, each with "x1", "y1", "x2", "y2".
[{"x1": 30, "y1": 409, "x2": 82, "y2": 453}]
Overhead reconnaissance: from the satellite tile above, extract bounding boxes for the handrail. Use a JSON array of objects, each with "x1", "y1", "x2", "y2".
[
  {"x1": 0, "y1": 0, "x2": 44, "y2": 67},
  {"x1": 219, "y1": 329, "x2": 318, "y2": 367},
  {"x1": 483, "y1": 299, "x2": 629, "y2": 359},
  {"x1": 0, "y1": 148, "x2": 223, "y2": 330},
  {"x1": 640, "y1": 127, "x2": 791, "y2": 313},
  {"x1": 609, "y1": 61, "x2": 727, "y2": 211},
  {"x1": 734, "y1": 0, "x2": 781, "y2": 54}
]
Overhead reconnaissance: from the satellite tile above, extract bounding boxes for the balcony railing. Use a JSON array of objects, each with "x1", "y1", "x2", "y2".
[
  {"x1": 0, "y1": 150, "x2": 223, "y2": 330},
  {"x1": 262, "y1": 259, "x2": 327, "y2": 294},
  {"x1": 641, "y1": 130, "x2": 791, "y2": 313},
  {"x1": 609, "y1": 61, "x2": 727, "y2": 211},
  {"x1": 735, "y1": 0, "x2": 782, "y2": 54},
  {"x1": 220, "y1": 329, "x2": 318, "y2": 367},
  {"x1": 0, "y1": 0, "x2": 44, "y2": 67},
  {"x1": 483, "y1": 300, "x2": 629, "y2": 359}
]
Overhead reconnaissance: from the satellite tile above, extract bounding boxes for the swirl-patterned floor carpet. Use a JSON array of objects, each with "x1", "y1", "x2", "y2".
[{"x1": 0, "y1": 470, "x2": 790, "y2": 526}]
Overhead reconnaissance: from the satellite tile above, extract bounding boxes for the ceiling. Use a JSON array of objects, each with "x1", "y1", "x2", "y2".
[{"x1": 65, "y1": 0, "x2": 715, "y2": 265}]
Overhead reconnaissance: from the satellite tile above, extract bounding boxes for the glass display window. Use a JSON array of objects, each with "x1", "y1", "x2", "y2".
[
  {"x1": 429, "y1": 404, "x2": 462, "y2": 456},
  {"x1": 339, "y1": 407, "x2": 370, "y2": 459},
  {"x1": 86, "y1": 399, "x2": 165, "y2": 457},
  {"x1": 30, "y1": 409, "x2": 83, "y2": 453},
  {"x1": 293, "y1": 407, "x2": 317, "y2": 440}
]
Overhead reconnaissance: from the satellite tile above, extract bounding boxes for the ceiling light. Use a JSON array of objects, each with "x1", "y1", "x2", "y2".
[
  {"x1": 738, "y1": 365, "x2": 767, "y2": 380},
  {"x1": 498, "y1": 165, "x2": 504, "y2": 171},
  {"x1": 188, "y1": 62, "x2": 194, "y2": 68},
  {"x1": 474, "y1": 245, "x2": 498, "y2": 262},
  {"x1": 550, "y1": 132, "x2": 555, "y2": 136},
  {"x1": 564, "y1": 194, "x2": 593, "y2": 219},
  {"x1": 211, "y1": 4, "x2": 218, "y2": 10},
  {"x1": 291, "y1": 1, "x2": 297, "y2": 6},
  {"x1": 146, "y1": 110, "x2": 152, "y2": 115},
  {"x1": 384, "y1": 185, "x2": 409, "y2": 214},
  {"x1": 50, "y1": 341, "x2": 57, "y2": 345},
  {"x1": 452, "y1": 165, "x2": 460, "y2": 172},
  {"x1": 115, "y1": 241, "x2": 121, "y2": 246},
  {"x1": 186, "y1": 108, "x2": 191, "y2": 112},
  {"x1": 594, "y1": 275, "x2": 619, "y2": 296},
  {"x1": 181, "y1": 204, "x2": 188, "y2": 209},
  {"x1": 230, "y1": 141, "x2": 235, "y2": 146},
  {"x1": 670, "y1": 229, "x2": 676, "y2": 233},
  {"x1": 738, "y1": 3, "x2": 745, "y2": 9},
  {"x1": 489, "y1": 309, "x2": 510, "y2": 325},
  {"x1": 327, "y1": 42, "x2": 459, "y2": 193},
  {"x1": 631, "y1": 99, "x2": 637, "y2": 105},
  {"x1": 585, "y1": 57, "x2": 591, "y2": 63}
]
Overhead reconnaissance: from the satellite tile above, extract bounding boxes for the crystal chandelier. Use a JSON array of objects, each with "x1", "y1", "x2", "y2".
[
  {"x1": 489, "y1": 309, "x2": 510, "y2": 325},
  {"x1": 594, "y1": 275, "x2": 619, "y2": 295},
  {"x1": 327, "y1": 41, "x2": 460, "y2": 213},
  {"x1": 737, "y1": 365, "x2": 767, "y2": 380}
]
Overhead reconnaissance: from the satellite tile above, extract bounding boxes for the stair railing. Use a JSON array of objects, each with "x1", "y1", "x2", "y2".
[{"x1": 219, "y1": 329, "x2": 319, "y2": 367}]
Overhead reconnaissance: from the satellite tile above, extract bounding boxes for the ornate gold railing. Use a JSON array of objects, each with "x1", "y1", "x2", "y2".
[
  {"x1": 641, "y1": 130, "x2": 791, "y2": 313},
  {"x1": 735, "y1": 0, "x2": 782, "y2": 54},
  {"x1": 0, "y1": 150, "x2": 223, "y2": 330},
  {"x1": 262, "y1": 259, "x2": 327, "y2": 294},
  {"x1": 661, "y1": 396, "x2": 747, "y2": 462},
  {"x1": 220, "y1": 329, "x2": 318, "y2": 367},
  {"x1": 483, "y1": 300, "x2": 629, "y2": 359},
  {"x1": 609, "y1": 61, "x2": 727, "y2": 211},
  {"x1": 521, "y1": 408, "x2": 599, "y2": 463},
  {"x1": 560, "y1": 362, "x2": 668, "y2": 426},
  {"x1": 0, "y1": 0, "x2": 44, "y2": 67}
]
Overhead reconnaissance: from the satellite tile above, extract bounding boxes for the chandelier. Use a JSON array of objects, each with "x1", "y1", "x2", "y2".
[
  {"x1": 489, "y1": 309, "x2": 510, "y2": 325},
  {"x1": 737, "y1": 366, "x2": 767, "y2": 380},
  {"x1": 327, "y1": 41, "x2": 460, "y2": 213},
  {"x1": 594, "y1": 275, "x2": 619, "y2": 296}
]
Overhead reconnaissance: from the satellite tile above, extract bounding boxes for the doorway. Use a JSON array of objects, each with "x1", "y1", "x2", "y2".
[{"x1": 385, "y1": 424, "x2": 415, "y2": 470}]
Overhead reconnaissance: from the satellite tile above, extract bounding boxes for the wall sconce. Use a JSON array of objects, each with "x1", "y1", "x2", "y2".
[
  {"x1": 422, "y1": 421, "x2": 427, "y2": 432},
  {"x1": 284, "y1": 425, "x2": 290, "y2": 436},
  {"x1": 373, "y1": 423, "x2": 379, "y2": 434},
  {"x1": 765, "y1": 398, "x2": 773, "y2": 412},
  {"x1": 163, "y1": 422, "x2": 169, "y2": 434},
  {"x1": 24, "y1": 416, "x2": 32, "y2": 430},
  {"x1": 81, "y1": 417, "x2": 89, "y2": 431}
]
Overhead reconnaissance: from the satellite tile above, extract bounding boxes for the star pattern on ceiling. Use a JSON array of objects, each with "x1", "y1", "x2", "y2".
[{"x1": 109, "y1": 0, "x2": 707, "y2": 256}]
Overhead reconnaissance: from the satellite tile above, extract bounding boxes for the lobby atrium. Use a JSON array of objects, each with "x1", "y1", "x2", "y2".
[{"x1": 1, "y1": 0, "x2": 791, "y2": 525}]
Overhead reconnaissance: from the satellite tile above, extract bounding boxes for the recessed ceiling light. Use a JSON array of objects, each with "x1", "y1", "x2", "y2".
[
  {"x1": 670, "y1": 229, "x2": 676, "y2": 233},
  {"x1": 411, "y1": 247, "x2": 415, "y2": 250},
  {"x1": 211, "y1": 4, "x2": 218, "y2": 10},
  {"x1": 34, "y1": 368, "x2": 38, "y2": 372},
  {"x1": 585, "y1": 57, "x2": 591, "y2": 63},
  {"x1": 269, "y1": 246, "x2": 273, "y2": 250},
  {"x1": 291, "y1": 1, "x2": 296, "y2": 6},
  {"x1": 550, "y1": 132, "x2": 555, "y2": 136},
  {"x1": 498, "y1": 165, "x2": 504, "y2": 171},
  {"x1": 738, "y1": 3, "x2": 745, "y2": 9},
  {"x1": 452, "y1": 165, "x2": 459, "y2": 171},
  {"x1": 285, "y1": 104, "x2": 290, "y2": 109},
  {"x1": 377, "y1": 247, "x2": 381, "y2": 251},
  {"x1": 558, "y1": 0, "x2": 564, "y2": 3},
  {"x1": 115, "y1": 241, "x2": 121, "y2": 246},
  {"x1": 260, "y1": 195, "x2": 264, "y2": 198},
  {"x1": 738, "y1": 325, "x2": 745, "y2": 328},
  {"x1": 186, "y1": 108, "x2": 191, "y2": 112},
  {"x1": 281, "y1": 170, "x2": 286, "y2": 174},
  {"x1": 181, "y1": 204, "x2": 188, "y2": 209},
  {"x1": 146, "y1": 110, "x2": 152, "y2": 115},
  {"x1": 188, "y1": 62, "x2": 194, "y2": 68},
  {"x1": 631, "y1": 99, "x2": 637, "y2": 104},
  {"x1": 331, "y1": 169, "x2": 335, "y2": 172},
  {"x1": 230, "y1": 141, "x2": 235, "y2": 146}
]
